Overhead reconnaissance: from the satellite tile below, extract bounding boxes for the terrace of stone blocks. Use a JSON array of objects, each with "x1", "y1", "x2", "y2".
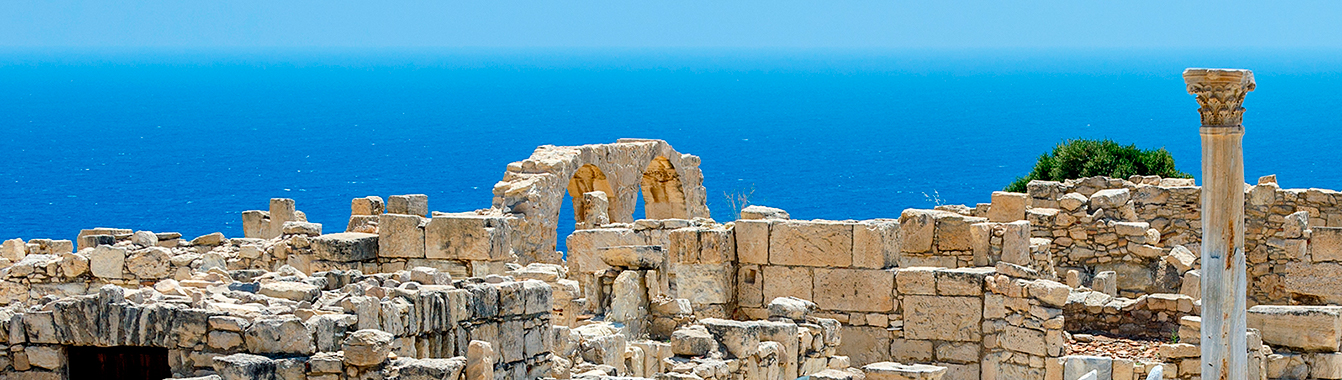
[{"x1": 1, "y1": 137, "x2": 1341, "y2": 380}]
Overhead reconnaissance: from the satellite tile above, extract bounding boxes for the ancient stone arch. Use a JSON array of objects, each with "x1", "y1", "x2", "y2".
[
  {"x1": 567, "y1": 163, "x2": 616, "y2": 225},
  {"x1": 492, "y1": 139, "x2": 710, "y2": 264}
]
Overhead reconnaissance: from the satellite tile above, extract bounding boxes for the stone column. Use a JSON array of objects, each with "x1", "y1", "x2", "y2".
[{"x1": 1185, "y1": 68, "x2": 1255, "y2": 380}]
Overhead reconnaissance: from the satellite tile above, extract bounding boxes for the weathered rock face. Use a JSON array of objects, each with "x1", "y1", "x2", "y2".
[
  {"x1": 89, "y1": 245, "x2": 126, "y2": 279},
  {"x1": 380, "y1": 214, "x2": 426, "y2": 258},
  {"x1": 311, "y1": 232, "x2": 379, "y2": 262},
  {"x1": 424, "y1": 213, "x2": 511, "y2": 261},
  {"x1": 244, "y1": 316, "x2": 315, "y2": 355},
  {"x1": 902, "y1": 295, "x2": 981, "y2": 342},
  {"x1": 863, "y1": 362, "x2": 948, "y2": 380},
  {"x1": 388, "y1": 194, "x2": 429, "y2": 216}
]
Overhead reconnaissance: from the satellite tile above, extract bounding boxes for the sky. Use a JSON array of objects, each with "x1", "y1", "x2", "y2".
[{"x1": 2, "y1": 1, "x2": 1341, "y2": 49}]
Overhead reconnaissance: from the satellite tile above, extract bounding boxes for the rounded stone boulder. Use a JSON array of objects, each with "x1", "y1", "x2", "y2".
[{"x1": 342, "y1": 329, "x2": 395, "y2": 367}]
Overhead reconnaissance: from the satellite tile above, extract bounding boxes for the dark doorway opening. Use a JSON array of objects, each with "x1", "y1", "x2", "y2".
[{"x1": 67, "y1": 346, "x2": 171, "y2": 380}]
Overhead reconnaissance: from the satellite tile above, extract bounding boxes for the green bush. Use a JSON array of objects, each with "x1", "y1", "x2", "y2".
[{"x1": 1005, "y1": 139, "x2": 1191, "y2": 192}]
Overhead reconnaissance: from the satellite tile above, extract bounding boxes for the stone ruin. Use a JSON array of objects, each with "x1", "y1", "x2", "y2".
[{"x1": 5, "y1": 138, "x2": 1342, "y2": 380}]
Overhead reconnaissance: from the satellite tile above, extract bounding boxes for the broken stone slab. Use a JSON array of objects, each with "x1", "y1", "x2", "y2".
[
  {"x1": 395, "y1": 357, "x2": 467, "y2": 380},
  {"x1": 767, "y1": 296, "x2": 816, "y2": 321},
  {"x1": 258, "y1": 281, "x2": 321, "y2": 303},
  {"x1": 424, "y1": 213, "x2": 509, "y2": 261},
  {"x1": 281, "y1": 221, "x2": 322, "y2": 236},
  {"x1": 244, "y1": 315, "x2": 315, "y2": 355},
  {"x1": 343, "y1": 329, "x2": 395, "y2": 367},
  {"x1": 1092, "y1": 271, "x2": 1117, "y2": 296},
  {"x1": 466, "y1": 340, "x2": 496, "y2": 380},
  {"x1": 1248, "y1": 305, "x2": 1342, "y2": 351},
  {"x1": 312, "y1": 232, "x2": 378, "y2": 262},
  {"x1": 89, "y1": 245, "x2": 126, "y2": 279},
  {"x1": 131, "y1": 230, "x2": 158, "y2": 247},
  {"x1": 213, "y1": 353, "x2": 276, "y2": 380},
  {"x1": 988, "y1": 191, "x2": 1027, "y2": 222},
  {"x1": 670, "y1": 324, "x2": 716, "y2": 357},
  {"x1": 740, "y1": 205, "x2": 790, "y2": 220},
  {"x1": 862, "y1": 362, "x2": 948, "y2": 380},
  {"x1": 1164, "y1": 246, "x2": 1197, "y2": 273},
  {"x1": 700, "y1": 319, "x2": 760, "y2": 358},
  {"x1": 192, "y1": 232, "x2": 226, "y2": 246},
  {"x1": 351, "y1": 196, "x2": 386, "y2": 216},
  {"x1": 599, "y1": 245, "x2": 664, "y2": 270},
  {"x1": 1089, "y1": 188, "x2": 1131, "y2": 210}
]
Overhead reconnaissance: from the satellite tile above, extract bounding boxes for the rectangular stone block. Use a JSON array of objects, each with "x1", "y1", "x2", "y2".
[
  {"x1": 667, "y1": 228, "x2": 699, "y2": 264},
  {"x1": 934, "y1": 213, "x2": 986, "y2": 252},
  {"x1": 1248, "y1": 305, "x2": 1342, "y2": 351},
  {"x1": 351, "y1": 196, "x2": 385, "y2": 216},
  {"x1": 268, "y1": 198, "x2": 297, "y2": 239},
  {"x1": 388, "y1": 194, "x2": 429, "y2": 216},
  {"x1": 425, "y1": 214, "x2": 508, "y2": 261},
  {"x1": 312, "y1": 232, "x2": 379, "y2": 262},
  {"x1": 673, "y1": 263, "x2": 732, "y2": 306},
  {"x1": 735, "y1": 220, "x2": 770, "y2": 265},
  {"x1": 696, "y1": 227, "x2": 734, "y2": 264},
  {"x1": 1314, "y1": 227, "x2": 1342, "y2": 262},
  {"x1": 769, "y1": 220, "x2": 852, "y2": 267},
  {"x1": 988, "y1": 191, "x2": 1028, "y2": 222},
  {"x1": 896, "y1": 267, "x2": 937, "y2": 296},
  {"x1": 934, "y1": 341, "x2": 979, "y2": 364},
  {"x1": 1000, "y1": 325, "x2": 1046, "y2": 356},
  {"x1": 763, "y1": 265, "x2": 812, "y2": 303},
  {"x1": 903, "y1": 295, "x2": 981, "y2": 342},
  {"x1": 837, "y1": 325, "x2": 891, "y2": 366},
  {"x1": 738, "y1": 265, "x2": 763, "y2": 308},
  {"x1": 891, "y1": 339, "x2": 933, "y2": 363},
  {"x1": 242, "y1": 210, "x2": 268, "y2": 239},
  {"x1": 380, "y1": 214, "x2": 426, "y2": 258},
  {"x1": 934, "y1": 267, "x2": 992, "y2": 296},
  {"x1": 566, "y1": 228, "x2": 642, "y2": 274},
  {"x1": 854, "y1": 220, "x2": 900, "y2": 269},
  {"x1": 900, "y1": 209, "x2": 936, "y2": 253},
  {"x1": 812, "y1": 268, "x2": 895, "y2": 312}
]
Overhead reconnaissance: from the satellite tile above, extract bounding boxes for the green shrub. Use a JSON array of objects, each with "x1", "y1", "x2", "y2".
[{"x1": 1005, "y1": 139, "x2": 1191, "y2": 192}]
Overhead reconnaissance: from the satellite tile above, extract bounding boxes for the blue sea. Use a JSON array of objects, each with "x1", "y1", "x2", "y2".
[{"x1": 4, "y1": 48, "x2": 1342, "y2": 250}]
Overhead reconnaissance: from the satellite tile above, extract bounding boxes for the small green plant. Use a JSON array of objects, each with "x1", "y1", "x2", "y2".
[
  {"x1": 1170, "y1": 330, "x2": 1180, "y2": 344},
  {"x1": 1006, "y1": 138, "x2": 1192, "y2": 192}
]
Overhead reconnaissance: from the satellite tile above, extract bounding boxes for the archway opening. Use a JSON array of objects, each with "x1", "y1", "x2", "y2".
[{"x1": 640, "y1": 156, "x2": 687, "y2": 219}]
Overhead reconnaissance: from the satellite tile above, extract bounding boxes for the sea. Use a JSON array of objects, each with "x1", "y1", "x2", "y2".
[{"x1": 3, "y1": 48, "x2": 1342, "y2": 251}]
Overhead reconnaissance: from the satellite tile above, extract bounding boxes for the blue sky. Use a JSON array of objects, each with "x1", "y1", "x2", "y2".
[{"x1": 2, "y1": 1, "x2": 1341, "y2": 49}]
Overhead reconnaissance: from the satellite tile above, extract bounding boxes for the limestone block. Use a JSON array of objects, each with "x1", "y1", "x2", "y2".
[
  {"x1": 671, "y1": 325, "x2": 716, "y2": 356},
  {"x1": 347, "y1": 215, "x2": 379, "y2": 234},
  {"x1": 891, "y1": 339, "x2": 933, "y2": 363},
  {"x1": 566, "y1": 228, "x2": 642, "y2": 274},
  {"x1": 1313, "y1": 227, "x2": 1342, "y2": 262},
  {"x1": 312, "y1": 232, "x2": 378, "y2": 262},
  {"x1": 351, "y1": 196, "x2": 385, "y2": 216},
  {"x1": 896, "y1": 267, "x2": 937, "y2": 296},
  {"x1": 388, "y1": 194, "x2": 429, "y2": 216},
  {"x1": 609, "y1": 270, "x2": 649, "y2": 338},
  {"x1": 768, "y1": 297, "x2": 816, "y2": 321},
  {"x1": 1095, "y1": 261, "x2": 1154, "y2": 293},
  {"x1": 1163, "y1": 246, "x2": 1197, "y2": 273},
  {"x1": 934, "y1": 341, "x2": 979, "y2": 364},
  {"x1": 1156, "y1": 343, "x2": 1198, "y2": 359},
  {"x1": 934, "y1": 213, "x2": 986, "y2": 252},
  {"x1": 208, "y1": 331, "x2": 245, "y2": 351},
  {"x1": 694, "y1": 227, "x2": 734, "y2": 264},
  {"x1": 701, "y1": 318, "x2": 760, "y2": 359},
  {"x1": 811, "y1": 368, "x2": 866, "y2": 380},
  {"x1": 763, "y1": 265, "x2": 813, "y2": 302},
  {"x1": 1000, "y1": 221, "x2": 1031, "y2": 266},
  {"x1": 131, "y1": 231, "x2": 158, "y2": 247},
  {"x1": 1180, "y1": 270, "x2": 1201, "y2": 300},
  {"x1": 343, "y1": 329, "x2": 394, "y2": 367},
  {"x1": 467, "y1": 340, "x2": 496, "y2": 380},
  {"x1": 1315, "y1": 353, "x2": 1342, "y2": 380},
  {"x1": 1089, "y1": 189, "x2": 1131, "y2": 210},
  {"x1": 1114, "y1": 222, "x2": 1150, "y2": 237},
  {"x1": 903, "y1": 296, "x2": 981, "y2": 342},
  {"x1": 399, "y1": 358, "x2": 467, "y2": 380},
  {"x1": 89, "y1": 245, "x2": 126, "y2": 279},
  {"x1": 244, "y1": 316, "x2": 315, "y2": 355},
  {"x1": 862, "y1": 362, "x2": 947, "y2": 380},
  {"x1": 769, "y1": 220, "x2": 853, "y2": 267},
  {"x1": 126, "y1": 247, "x2": 171, "y2": 279},
  {"x1": 1027, "y1": 279, "x2": 1071, "y2": 307},
  {"x1": 191, "y1": 232, "x2": 226, "y2": 246},
  {"x1": 380, "y1": 214, "x2": 426, "y2": 258},
  {"x1": 900, "y1": 209, "x2": 937, "y2": 253},
  {"x1": 1247, "y1": 305, "x2": 1342, "y2": 351},
  {"x1": 813, "y1": 268, "x2": 895, "y2": 312},
  {"x1": 738, "y1": 265, "x2": 763, "y2": 308},
  {"x1": 854, "y1": 220, "x2": 901, "y2": 269},
  {"x1": 740, "y1": 205, "x2": 790, "y2": 220},
  {"x1": 989, "y1": 191, "x2": 1028, "y2": 222},
  {"x1": 0, "y1": 238, "x2": 24, "y2": 262},
  {"x1": 580, "y1": 191, "x2": 611, "y2": 227},
  {"x1": 214, "y1": 353, "x2": 276, "y2": 380},
  {"x1": 599, "y1": 245, "x2": 663, "y2": 270},
  {"x1": 242, "y1": 210, "x2": 268, "y2": 239},
  {"x1": 934, "y1": 267, "x2": 992, "y2": 296},
  {"x1": 426, "y1": 214, "x2": 510, "y2": 261},
  {"x1": 839, "y1": 325, "x2": 892, "y2": 366},
  {"x1": 1282, "y1": 262, "x2": 1342, "y2": 304},
  {"x1": 258, "y1": 281, "x2": 321, "y2": 303},
  {"x1": 25, "y1": 346, "x2": 62, "y2": 370},
  {"x1": 281, "y1": 221, "x2": 322, "y2": 236},
  {"x1": 1058, "y1": 193, "x2": 1088, "y2": 212},
  {"x1": 267, "y1": 198, "x2": 297, "y2": 239},
  {"x1": 735, "y1": 220, "x2": 770, "y2": 265},
  {"x1": 1000, "y1": 325, "x2": 1046, "y2": 356},
  {"x1": 673, "y1": 263, "x2": 733, "y2": 306}
]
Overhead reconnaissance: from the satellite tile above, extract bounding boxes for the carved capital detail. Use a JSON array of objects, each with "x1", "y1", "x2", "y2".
[{"x1": 1184, "y1": 68, "x2": 1256, "y2": 127}]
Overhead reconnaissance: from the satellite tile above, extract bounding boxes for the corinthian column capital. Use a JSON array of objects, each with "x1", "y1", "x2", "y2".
[{"x1": 1184, "y1": 68, "x2": 1256, "y2": 127}]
